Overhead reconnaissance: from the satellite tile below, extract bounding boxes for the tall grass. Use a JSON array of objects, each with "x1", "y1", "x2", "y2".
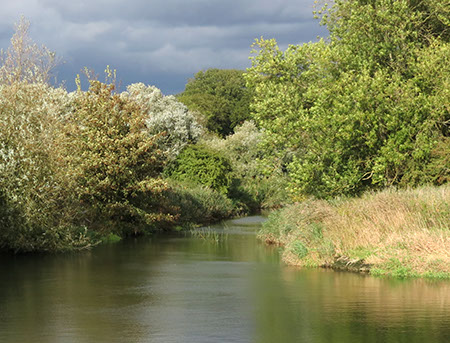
[
  {"x1": 188, "y1": 227, "x2": 229, "y2": 244},
  {"x1": 260, "y1": 185, "x2": 450, "y2": 278}
]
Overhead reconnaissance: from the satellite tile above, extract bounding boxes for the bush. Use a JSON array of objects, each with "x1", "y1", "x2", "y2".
[
  {"x1": 0, "y1": 77, "x2": 218, "y2": 251},
  {"x1": 121, "y1": 83, "x2": 203, "y2": 160},
  {"x1": 0, "y1": 82, "x2": 90, "y2": 251},
  {"x1": 164, "y1": 180, "x2": 234, "y2": 226},
  {"x1": 59, "y1": 80, "x2": 175, "y2": 236},
  {"x1": 165, "y1": 144, "x2": 233, "y2": 195},
  {"x1": 206, "y1": 121, "x2": 290, "y2": 210}
]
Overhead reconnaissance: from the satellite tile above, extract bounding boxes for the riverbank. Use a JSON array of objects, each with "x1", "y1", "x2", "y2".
[{"x1": 259, "y1": 185, "x2": 450, "y2": 279}]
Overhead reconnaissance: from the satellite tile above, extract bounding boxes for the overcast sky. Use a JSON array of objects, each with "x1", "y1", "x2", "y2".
[{"x1": 0, "y1": 0, "x2": 328, "y2": 94}]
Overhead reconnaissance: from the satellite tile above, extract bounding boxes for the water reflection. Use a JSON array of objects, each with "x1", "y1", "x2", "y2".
[
  {"x1": 253, "y1": 267, "x2": 450, "y2": 343},
  {"x1": 0, "y1": 216, "x2": 449, "y2": 343}
]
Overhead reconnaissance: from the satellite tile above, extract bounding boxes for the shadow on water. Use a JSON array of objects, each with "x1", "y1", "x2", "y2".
[{"x1": 0, "y1": 216, "x2": 449, "y2": 343}]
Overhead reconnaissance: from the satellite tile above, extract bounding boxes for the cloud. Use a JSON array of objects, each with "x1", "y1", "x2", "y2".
[
  {"x1": 1, "y1": 0, "x2": 328, "y2": 94},
  {"x1": 38, "y1": 0, "x2": 318, "y2": 26}
]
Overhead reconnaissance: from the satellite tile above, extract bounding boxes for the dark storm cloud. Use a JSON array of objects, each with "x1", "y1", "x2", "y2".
[
  {"x1": 39, "y1": 0, "x2": 316, "y2": 26},
  {"x1": 0, "y1": 0, "x2": 328, "y2": 94}
]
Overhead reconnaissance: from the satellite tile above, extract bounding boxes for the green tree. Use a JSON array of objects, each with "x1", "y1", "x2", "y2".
[
  {"x1": 165, "y1": 144, "x2": 233, "y2": 195},
  {"x1": 246, "y1": 0, "x2": 449, "y2": 199},
  {"x1": 60, "y1": 80, "x2": 174, "y2": 235},
  {"x1": 177, "y1": 68, "x2": 252, "y2": 136},
  {"x1": 0, "y1": 82, "x2": 90, "y2": 252}
]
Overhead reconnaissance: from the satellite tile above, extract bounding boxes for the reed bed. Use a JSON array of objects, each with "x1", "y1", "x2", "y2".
[{"x1": 260, "y1": 185, "x2": 450, "y2": 278}]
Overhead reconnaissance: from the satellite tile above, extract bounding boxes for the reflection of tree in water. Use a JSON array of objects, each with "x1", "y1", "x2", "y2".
[
  {"x1": 0, "y1": 244, "x2": 158, "y2": 342},
  {"x1": 1, "y1": 218, "x2": 449, "y2": 342},
  {"x1": 253, "y1": 266, "x2": 450, "y2": 343}
]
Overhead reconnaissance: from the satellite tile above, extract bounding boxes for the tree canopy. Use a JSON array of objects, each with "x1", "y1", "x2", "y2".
[
  {"x1": 246, "y1": 0, "x2": 449, "y2": 199},
  {"x1": 177, "y1": 68, "x2": 252, "y2": 137}
]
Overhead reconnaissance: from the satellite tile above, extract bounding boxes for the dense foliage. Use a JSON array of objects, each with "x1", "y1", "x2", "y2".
[
  {"x1": 59, "y1": 80, "x2": 176, "y2": 235},
  {"x1": 163, "y1": 180, "x2": 234, "y2": 225},
  {"x1": 121, "y1": 83, "x2": 203, "y2": 160},
  {"x1": 0, "y1": 82, "x2": 90, "y2": 252},
  {"x1": 165, "y1": 145, "x2": 233, "y2": 195},
  {"x1": 206, "y1": 121, "x2": 289, "y2": 210},
  {"x1": 246, "y1": 0, "x2": 449, "y2": 199},
  {"x1": 0, "y1": 18, "x2": 212, "y2": 252},
  {"x1": 177, "y1": 69, "x2": 252, "y2": 136},
  {"x1": 2, "y1": 1, "x2": 448, "y2": 256}
]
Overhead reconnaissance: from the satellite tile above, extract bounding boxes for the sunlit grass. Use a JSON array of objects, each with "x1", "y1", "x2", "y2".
[{"x1": 260, "y1": 185, "x2": 450, "y2": 278}]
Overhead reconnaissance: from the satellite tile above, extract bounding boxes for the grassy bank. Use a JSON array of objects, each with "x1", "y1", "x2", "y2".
[{"x1": 260, "y1": 185, "x2": 450, "y2": 279}]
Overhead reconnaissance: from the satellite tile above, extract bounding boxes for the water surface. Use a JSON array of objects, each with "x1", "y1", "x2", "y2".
[{"x1": 1, "y1": 216, "x2": 449, "y2": 342}]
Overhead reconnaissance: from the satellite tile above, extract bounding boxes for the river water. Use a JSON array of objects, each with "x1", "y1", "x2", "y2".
[{"x1": 1, "y1": 216, "x2": 449, "y2": 342}]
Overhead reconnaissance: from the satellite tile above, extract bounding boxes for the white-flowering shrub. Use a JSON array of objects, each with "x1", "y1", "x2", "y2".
[
  {"x1": 121, "y1": 83, "x2": 203, "y2": 160},
  {"x1": 208, "y1": 121, "x2": 264, "y2": 179}
]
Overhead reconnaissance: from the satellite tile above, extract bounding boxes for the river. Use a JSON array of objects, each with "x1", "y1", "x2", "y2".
[{"x1": 1, "y1": 216, "x2": 449, "y2": 342}]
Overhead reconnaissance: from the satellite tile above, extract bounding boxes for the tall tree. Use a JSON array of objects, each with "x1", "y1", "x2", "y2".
[
  {"x1": 177, "y1": 69, "x2": 252, "y2": 137},
  {"x1": 0, "y1": 16, "x2": 59, "y2": 85},
  {"x1": 60, "y1": 80, "x2": 174, "y2": 234},
  {"x1": 246, "y1": 0, "x2": 449, "y2": 198}
]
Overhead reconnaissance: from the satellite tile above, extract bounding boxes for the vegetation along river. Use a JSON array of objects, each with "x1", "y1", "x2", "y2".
[{"x1": 1, "y1": 216, "x2": 449, "y2": 343}]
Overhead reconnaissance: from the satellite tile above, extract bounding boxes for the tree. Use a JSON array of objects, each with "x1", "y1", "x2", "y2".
[
  {"x1": 121, "y1": 83, "x2": 203, "y2": 160},
  {"x1": 0, "y1": 82, "x2": 90, "y2": 252},
  {"x1": 0, "y1": 16, "x2": 59, "y2": 85},
  {"x1": 246, "y1": 0, "x2": 449, "y2": 198},
  {"x1": 60, "y1": 80, "x2": 175, "y2": 235},
  {"x1": 177, "y1": 68, "x2": 252, "y2": 136}
]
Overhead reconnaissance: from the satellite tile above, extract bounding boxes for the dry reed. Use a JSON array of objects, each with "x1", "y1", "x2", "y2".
[{"x1": 260, "y1": 185, "x2": 450, "y2": 278}]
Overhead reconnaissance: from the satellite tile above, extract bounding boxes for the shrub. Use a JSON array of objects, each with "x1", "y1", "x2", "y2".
[
  {"x1": 0, "y1": 82, "x2": 90, "y2": 251},
  {"x1": 164, "y1": 180, "x2": 234, "y2": 226},
  {"x1": 59, "y1": 80, "x2": 175, "y2": 236},
  {"x1": 165, "y1": 144, "x2": 233, "y2": 195},
  {"x1": 206, "y1": 121, "x2": 290, "y2": 210},
  {"x1": 121, "y1": 83, "x2": 203, "y2": 160}
]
